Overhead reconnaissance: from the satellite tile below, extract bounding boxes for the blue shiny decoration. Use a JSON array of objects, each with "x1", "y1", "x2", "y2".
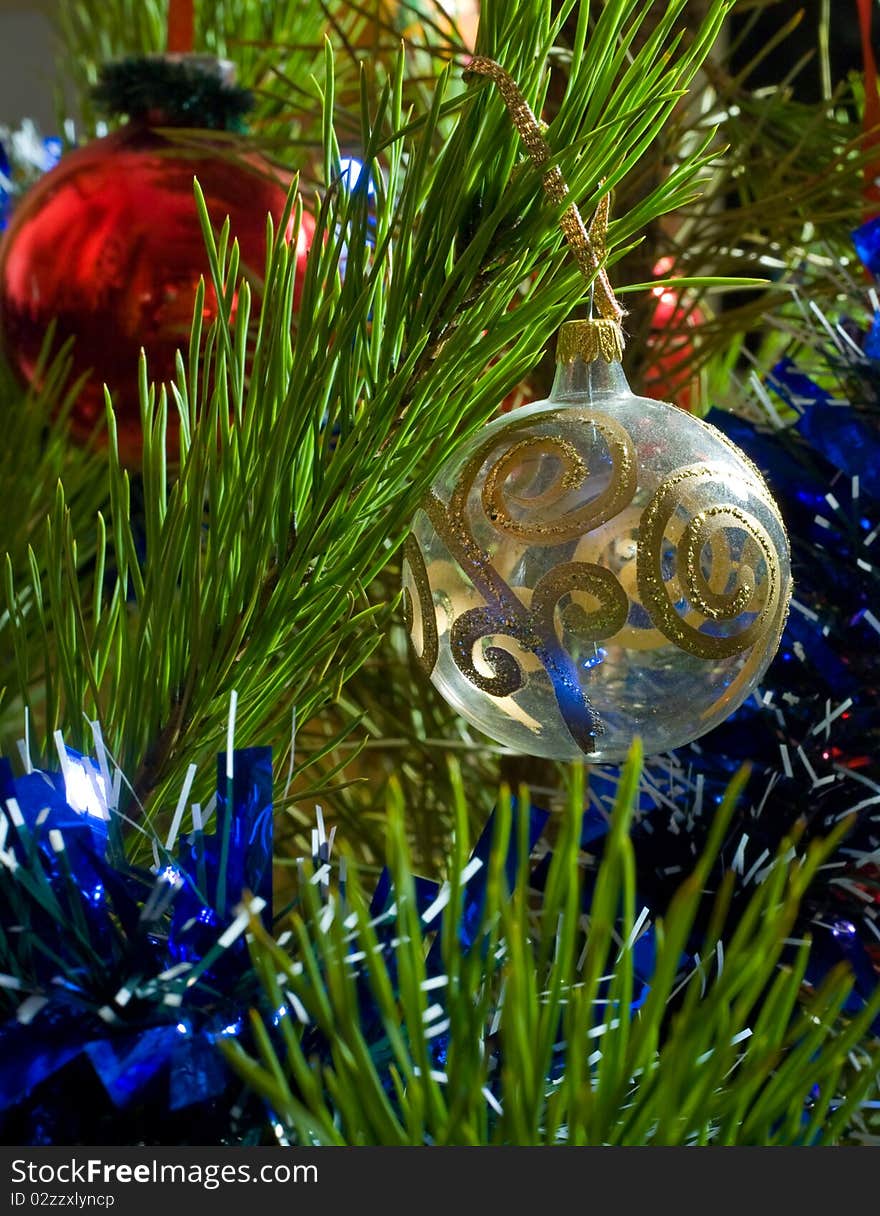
[
  {"x1": 339, "y1": 156, "x2": 375, "y2": 197},
  {"x1": 43, "y1": 137, "x2": 62, "y2": 166},
  {"x1": 0, "y1": 139, "x2": 11, "y2": 231},
  {"x1": 779, "y1": 611, "x2": 855, "y2": 694},
  {"x1": 853, "y1": 214, "x2": 880, "y2": 276},
  {"x1": 0, "y1": 751, "x2": 109, "y2": 854},
  {"x1": 768, "y1": 357, "x2": 831, "y2": 410},
  {"x1": 765, "y1": 357, "x2": 880, "y2": 502},
  {"x1": 0, "y1": 130, "x2": 61, "y2": 232},
  {"x1": 794, "y1": 409, "x2": 880, "y2": 503},
  {"x1": 864, "y1": 313, "x2": 880, "y2": 359},
  {"x1": 369, "y1": 867, "x2": 441, "y2": 922},
  {"x1": 170, "y1": 1027, "x2": 229, "y2": 1112},
  {"x1": 0, "y1": 1003, "x2": 89, "y2": 1107},
  {"x1": 85, "y1": 1027, "x2": 178, "y2": 1107},
  {"x1": 762, "y1": 359, "x2": 880, "y2": 501},
  {"x1": 0, "y1": 747, "x2": 274, "y2": 1138},
  {"x1": 453, "y1": 799, "x2": 548, "y2": 954},
  {"x1": 213, "y1": 748, "x2": 273, "y2": 919},
  {"x1": 169, "y1": 747, "x2": 272, "y2": 967}
]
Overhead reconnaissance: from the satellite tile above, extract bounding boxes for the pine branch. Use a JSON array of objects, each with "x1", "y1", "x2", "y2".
[
  {"x1": 226, "y1": 751, "x2": 880, "y2": 1145},
  {"x1": 0, "y1": 352, "x2": 108, "y2": 749},
  {"x1": 4, "y1": 0, "x2": 736, "y2": 838}
]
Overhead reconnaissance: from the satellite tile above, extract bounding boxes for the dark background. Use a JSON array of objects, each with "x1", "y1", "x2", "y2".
[{"x1": 730, "y1": 0, "x2": 866, "y2": 98}]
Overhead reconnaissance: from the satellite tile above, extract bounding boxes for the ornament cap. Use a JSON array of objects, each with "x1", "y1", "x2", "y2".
[
  {"x1": 556, "y1": 318, "x2": 625, "y2": 365},
  {"x1": 154, "y1": 53, "x2": 238, "y2": 88},
  {"x1": 93, "y1": 56, "x2": 253, "y2": 131}
]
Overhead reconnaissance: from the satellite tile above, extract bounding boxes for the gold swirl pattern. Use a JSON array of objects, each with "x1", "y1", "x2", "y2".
[
  {"x1": 637, "y1": 464, "x2": 784, "y2": 660},
  {"x1": 422, "y1": 490, "x2": 606, "y2": 749},
  {"x1": 446, "y1": 562, "x2": 629, "y2": 704},
  {"x1": 478, "y1": 412, "x2": 637, "y2": 544},
  {"x1": 409, "y1": 412, "x2": 787, "y2": 756},
  {"x1": 571, "y1": 507, "x2": 667, "y2": 652},
  {"x1": 532, "y1": 562, "x2": 629, "y2": 641},
  {"x1": 450, "y1": 607, "x2": 526, "y2": 697},
  {"x1": 402, "y1": 533, "x2": 439, "y2": 675}
]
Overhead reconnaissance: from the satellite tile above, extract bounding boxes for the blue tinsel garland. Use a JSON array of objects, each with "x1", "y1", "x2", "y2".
[{"x1": 0, "y1": 746, "x2": 272, "y2": 1143}]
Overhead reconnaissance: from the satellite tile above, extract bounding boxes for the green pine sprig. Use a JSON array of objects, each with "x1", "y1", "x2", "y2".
[
  {"x1": 224, "y1": 748, "x2": 880, "y2": 1146},
  {"x1": 4, "y1": 0, "x2": 735, "y2": 837}
]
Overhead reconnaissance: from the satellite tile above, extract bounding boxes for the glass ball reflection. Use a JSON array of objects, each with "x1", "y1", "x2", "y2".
[{"x1": 404, "y1": 352, "x2": 791, "y2": 762}]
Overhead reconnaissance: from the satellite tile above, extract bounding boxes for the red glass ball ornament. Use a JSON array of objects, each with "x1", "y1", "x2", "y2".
[{"x1": 0, "y1": 123, "x2": 314, "y2": 464}]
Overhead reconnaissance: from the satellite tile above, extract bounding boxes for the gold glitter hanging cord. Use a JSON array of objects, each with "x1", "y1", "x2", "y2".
[{"x1": 463, "y1": 55, "x2": 625, "y2": 337}]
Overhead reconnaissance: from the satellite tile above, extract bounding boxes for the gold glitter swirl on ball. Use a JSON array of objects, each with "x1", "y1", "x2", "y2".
[
  {"x1": 637, "y1": 464, "x2": 785, "y2": 660},
  {"x1": 402, "y1": 533, "x2": 439, "y2": 675},
  {"x1": 422, "y1": 489, "x2": 605, "y2": 746},
  {"x1": 472, "y1": 412, "x2": 637, "y2": 544},
  {"x1": 531, "y1": 561, "x2": 629, "y2": 641},
  {"x1": 450, "y1": 607, "x2": 527, "y2": 697},
  {"x1": 416, "y1": 428, "x2": 787, "y2": 709},
  {"x1": 442, "y1": 561, "x2": 629, "y2": 702}
]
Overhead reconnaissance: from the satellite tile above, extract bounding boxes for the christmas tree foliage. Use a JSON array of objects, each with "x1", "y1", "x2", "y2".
[
  {"x1": 227, "y1": 755, "x2": 880, "y2": 1147},
  {"x1": 0, "y1": 0, "x2": 879, "y2": 1146},
  {"x1": 2, "y1": 0, "x2": 734, "y2": 826}
]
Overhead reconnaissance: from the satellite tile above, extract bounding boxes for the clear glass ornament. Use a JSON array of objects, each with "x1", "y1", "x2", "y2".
[{"x1": 404, "y1": 321, "x2": 792, "y2": 762}]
